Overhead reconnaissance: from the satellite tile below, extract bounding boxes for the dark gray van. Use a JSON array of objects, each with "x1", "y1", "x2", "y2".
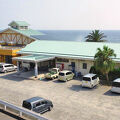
[{"x1": 22, "y1": 97, "x2": 53, "y2": 113}]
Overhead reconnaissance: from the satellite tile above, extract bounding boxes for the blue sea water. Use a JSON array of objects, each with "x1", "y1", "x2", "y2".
[{"x1": 37, "y1": 30, "x2": 120, "y2": 43}]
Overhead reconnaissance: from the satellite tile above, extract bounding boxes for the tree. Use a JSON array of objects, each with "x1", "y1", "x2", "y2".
[
  {"x1": 94, "y1": 46, "x2": 116, "y2": 82},
  {"x1": 85, "y1": 30, "x2": 107, "y2": 42}
]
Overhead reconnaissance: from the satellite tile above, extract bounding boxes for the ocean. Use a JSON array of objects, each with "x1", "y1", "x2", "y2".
[{"x1": 36, "y1": 30, "x2": 120, "y2": 43}]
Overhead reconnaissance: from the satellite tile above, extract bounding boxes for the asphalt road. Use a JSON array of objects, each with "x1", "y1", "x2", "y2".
[{"x1": 0, "y1": 72, "x2": 120, "y2": 120}]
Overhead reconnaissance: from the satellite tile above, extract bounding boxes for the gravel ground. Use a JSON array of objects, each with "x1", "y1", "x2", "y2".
[{"x1": 0, "y1": 72, "x2": 120, "y2": 120}]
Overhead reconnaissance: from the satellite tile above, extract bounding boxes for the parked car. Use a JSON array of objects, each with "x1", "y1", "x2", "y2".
[
  {"x1": 45, "y1": 68, "x2": 60, "y2": 79},
  {"x1": 82, "y1": 73, "x2": 99, "y2": 88},
  {"x1": 22, "y1": 62, "x2": 30, "y2": 71},
  {"x1": 0, "y1": 63, "x2": 17, "y2": 73},
  {"x1": 111, "y1": 78, "x2": 120, "y2": 93},
  {"x1": 58, "y1": 70, "x2": 74, "y2": 82},
  {"x1": 22, "y1": 97, "x2": 53, "y2": 114}
]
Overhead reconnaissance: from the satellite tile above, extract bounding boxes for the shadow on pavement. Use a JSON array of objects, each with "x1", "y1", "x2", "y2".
[
  {"x1": 69, "y1": 84, "x2": 99, "y2": 92},
  {"x1": 0, "y1": 109, "x2": 25, "y2": 120},
  {"x1": 104, "y1": 90, "x2": 120, "y2": 96},
  {"x1": 53, "y1": 80, "x2": 66, "y2": 84},
  {"x1": 40, "y1": 78, "x2": 52, "y2": 82},
  {"x1": 0, "y1": 72, "x2": 26, "y2": 82}
]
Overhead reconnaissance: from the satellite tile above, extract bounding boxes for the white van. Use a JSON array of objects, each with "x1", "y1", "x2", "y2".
[
  {"x1": 58, "y1": 70, "x2": 74, "y2": 82},
  {"x1": 82, "y1": 74, "x2": 99, "y2": 88},
  {"x1": 111, "y1": 78, "x2": 120, "y2": 93}
]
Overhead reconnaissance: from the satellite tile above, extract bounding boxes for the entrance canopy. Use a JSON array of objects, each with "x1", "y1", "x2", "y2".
[{"x1": 13, "y1": 55, "x2": 55, "y2": 62}]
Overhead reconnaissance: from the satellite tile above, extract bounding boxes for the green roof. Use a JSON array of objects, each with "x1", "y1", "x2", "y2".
[
  {"x1": 9, "y1": 21, "x2": 30, "y2": 26},
  {"x1": 19, "y1": 40, "x2": 120, "y2": 61},
  {"x1": 10, "y1": 28, "x2": 45, "y2": 37},
  {"x1": 13, "y1": 55, "x2": 55, "y2": 62}
]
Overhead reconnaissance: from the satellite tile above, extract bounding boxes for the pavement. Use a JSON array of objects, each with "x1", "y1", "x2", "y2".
[
  {"x1": 13, "y1": 70, "x2": 46, "y2": 80},
  {"x1": 0, "y1": 71, "x2": 120, "y2": 120},
  {"x1": 0, "y1": 109, "x2": 24, "y2": 120}
]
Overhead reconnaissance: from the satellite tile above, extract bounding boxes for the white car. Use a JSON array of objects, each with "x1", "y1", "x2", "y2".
[
  {"x1": 82, "y1": 73, "x2": 99, "y2": 88},
  {"x1": 45, "y1": 68, "x2": 60, "y2": 79},
  {"x1": 58, "y1": 70, "x2": 74, "y2": 82},
  {"x1": 0, "y1": 63, "x2": 17, "y2": 73},
  {"x1": 111, "y1": 78, "x2": 120, "y2": 93}
]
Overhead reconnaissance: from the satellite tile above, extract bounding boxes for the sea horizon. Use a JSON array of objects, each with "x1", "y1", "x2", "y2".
[{"x1": 36, "y1": 30, "x2": 120, "y2": 43}]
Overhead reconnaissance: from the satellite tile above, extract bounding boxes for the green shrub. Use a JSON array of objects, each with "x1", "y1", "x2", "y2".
[
  {"x1": 109, "y1": 68, "x2": 120, "y2": 81},
  {"x1": 89, "y1": 66, "x2": 120, "y2": 85}
]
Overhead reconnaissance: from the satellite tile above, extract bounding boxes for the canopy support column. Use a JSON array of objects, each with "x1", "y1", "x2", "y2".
[
  {"x1": 17, "y1": 61, "x2": 20, "y2": 73},
  {"x1": 35, "y1": 62, "x2": 38, "y2": 78}
]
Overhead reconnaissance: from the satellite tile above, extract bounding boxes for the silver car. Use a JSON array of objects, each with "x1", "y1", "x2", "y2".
[{"x1": 0, "y1": 63, "x2": 17, "y2": 73}]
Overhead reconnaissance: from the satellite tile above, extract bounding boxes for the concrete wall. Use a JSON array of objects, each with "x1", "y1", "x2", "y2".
[{"x1": 56, "y1": 58, "x2": 94, "y2": 75}]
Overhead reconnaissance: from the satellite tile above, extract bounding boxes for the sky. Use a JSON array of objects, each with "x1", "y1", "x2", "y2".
[{"x1": 1, "y1": 0, "x2": 120, "y2": 30}]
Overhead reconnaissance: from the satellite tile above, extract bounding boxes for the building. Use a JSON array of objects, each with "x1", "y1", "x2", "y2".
[
  {"x1": 0, "y1": 21, "x2": 44, "y2": 64},
  {"x1": 14, "y1": 40, "x2": 120, "y2": 77}
]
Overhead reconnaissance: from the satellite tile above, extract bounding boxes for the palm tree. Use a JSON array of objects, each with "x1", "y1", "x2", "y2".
[
  {"x1": 94, "y1": 46, "x2": 116, "y2": 82},
  {"x1": 85, "y1": 30, "x2": 107, "y2": 42}
]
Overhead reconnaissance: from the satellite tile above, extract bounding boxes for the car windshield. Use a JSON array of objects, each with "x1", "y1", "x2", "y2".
[
  {"x1": 83, "y1": 77, "x2": 91, "y2": 81},
  {"x1": 112, "y1": 82, "x2": 120, "y2": 87},
  {"x1": 22, "y1": 101, "x2": 31, "y2": 110},
  {"x1": 50, "y1": 69, "x2": 57, "y2": 74},
  {"x1": 59, "y1": 73, "x2": 65, "y2": 76}
]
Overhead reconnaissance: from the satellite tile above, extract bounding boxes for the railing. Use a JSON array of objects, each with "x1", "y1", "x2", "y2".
[{"x1": 0, "y1": 99, "x2": 48, "y2": 120}]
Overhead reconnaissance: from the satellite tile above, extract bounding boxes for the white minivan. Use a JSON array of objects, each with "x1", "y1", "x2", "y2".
[
  {"x1": 82, "y1": 74, "x2": 99, "y2": 88},
  {"x1": 111, "y1": 78, "x2": 120, "y2": 93},
  {"x1": 58, "y1": 70, "x2": 74, "y2": 82}
]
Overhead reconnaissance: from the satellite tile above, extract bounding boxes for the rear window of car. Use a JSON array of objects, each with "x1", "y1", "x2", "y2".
[
  {"x1": 83, "y1": 77, "x2": 91, "y2": 81},
  {"x1": 59, "y1": 72, "x2": 65, "y2": 76},
  {"x1": 22, "y1": 101, "x2": 31, "y2": 110}
]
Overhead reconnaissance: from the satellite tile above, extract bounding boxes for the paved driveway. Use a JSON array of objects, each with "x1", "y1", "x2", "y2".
[{"x1": 0, "y1": 72, "x2": 120, "y2": 120}]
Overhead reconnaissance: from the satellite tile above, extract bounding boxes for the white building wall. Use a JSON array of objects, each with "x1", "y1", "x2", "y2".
[
  {"x1": 77, "y1": 60, "x2": 94, "y2": 75},
  {"x1": 56, "y1": 58, "x2": 94, "y2": 75}
]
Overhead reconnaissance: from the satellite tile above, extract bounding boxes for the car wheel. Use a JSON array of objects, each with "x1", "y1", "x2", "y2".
[
  {"x1": 91, "y1": 84, "x2": 94, "y2": 88},
  {"x1": 15, "y1": 68, "x2": 17, "y2": 71},
  {"x1": 4, "y1": 70, "x2": 7, "y2": 73},
  {"x1": 48, "y1": 106, "x2": 52, "y2": 111}
]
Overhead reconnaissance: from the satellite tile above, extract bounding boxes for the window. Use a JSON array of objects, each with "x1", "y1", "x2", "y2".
[
  {"x1": 35, "y1": 102, "x2": 41, "y2": 107},
  {"x1": 83, "y1": 63, "x2": 87, "y2": 69},
  {"x1": 92, "y1": 75, "x2": 97, "y2": 80},
  {"x1": 24, "y1": 26, "x2": 28, "y2": 29},
  {"x1": 41, "y1": 101, "x2": 47, "y2": 105},
  {"x1": 5, "y1": 65, "x2": 10, "y2": 67},
  {"x1": 112, "y1": 82, "x2": 120, "y2": 87},
  {"x1": 5, "y1": 56, "x2": 12, "y2": 64},
  {"x1": 71, "y1": 62, "x2": 75, "y2": 67},
  {"x1": 83, "y1": 77, "x2": 91, "y2": 81},
  {"x1": 59, "y1": 72, "x2": 65, "y2": 76},
  {"x1": 57, "y1": 58, "x2": 69, "y2": 62},
  {"x1": 23, "y1": 101, "x2": 31, "y2": 110},
  {"x1": 66, "y1": 72, "x2": 72, "y2": 75}
]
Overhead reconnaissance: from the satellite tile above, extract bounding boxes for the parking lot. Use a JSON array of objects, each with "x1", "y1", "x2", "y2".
[{"x1": 0, "y1": 72, "x2": 120, "y2": 120}]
